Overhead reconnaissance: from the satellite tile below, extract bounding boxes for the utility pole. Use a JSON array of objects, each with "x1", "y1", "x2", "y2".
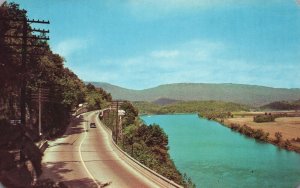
[
  {"x1": 31, "y1": 87, "x2": 49, "y2": 136},
  {"x1": 3, "y1": 16, "x2": 50, "y2": 127},
  {"x1": 20, "y1": 17, "x2": 28, "y2": 128},
  {"x1": 116, "y1": 101, "x2": 119, "y2": 144},
  {"x1": 110, "y1": 100, "x2": 125, "y2": 144},
  {"x1": 38, "y1": 88, "x2": 41, "y2": 136}
]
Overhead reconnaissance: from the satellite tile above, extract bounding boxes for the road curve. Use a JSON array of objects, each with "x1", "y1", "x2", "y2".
[{"x1": 40, "y1": 111, "x2": 161, "y2": 188}]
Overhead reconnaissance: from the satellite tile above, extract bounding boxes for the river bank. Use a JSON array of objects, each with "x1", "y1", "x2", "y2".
[
  {"x1": 142, "y1": 114, "x2": 300, "y2": 188},
  {"x1": 143, "y1": 111, "x2": 300, "y2": 154},
  {"x1": 199, "y1": 113, "x2": 300, "y2": 154}
]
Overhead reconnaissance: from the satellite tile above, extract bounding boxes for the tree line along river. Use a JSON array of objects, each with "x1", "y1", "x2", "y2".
[{"x1": 141, "y1": 114, "x2": 300, "y2": 188}]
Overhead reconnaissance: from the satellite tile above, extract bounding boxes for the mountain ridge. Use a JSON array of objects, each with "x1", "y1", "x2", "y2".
[
  {"x1": 88, "y1": 82, "x2": 300, "y2": 106},
  {"x1": 88, "y1": 81, "x2": 300, "y2": 91}
]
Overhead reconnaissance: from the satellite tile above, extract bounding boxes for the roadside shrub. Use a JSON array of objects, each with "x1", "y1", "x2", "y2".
[
  {"x1": 230, "y1": 123, "x2": 269, "y2": 141},
  {"x1": 275, "y1": 132, "x2": 282, "y2": 143},
  {"x1": 284, "y1": 139, "x2": 292, "y2": 149},
  {"x1": 240, "y1": 125, "x2": 252, "y2": 136},
  {"x1": 253, "y1": 129, "x2": 269, "y2": 141},
  {"x1": 230, "y1": 123, "x2": 240, "y2": 130}
]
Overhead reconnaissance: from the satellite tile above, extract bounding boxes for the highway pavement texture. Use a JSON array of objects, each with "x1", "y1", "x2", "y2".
[{"x1": 39, "y1": 111, "x2": 160, "y2": 188}]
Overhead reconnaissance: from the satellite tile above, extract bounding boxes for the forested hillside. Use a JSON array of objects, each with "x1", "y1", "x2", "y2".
[
  {"x1": 0, "y1": 3, "x2": 111, "y2": 186},
  {"x1": 91, "y1": 82, "x2": 300, "y2": 106},
  {"x1": 261, "y1": 99, "x2": 300, "y2": 110},
  {"x1": 133, "y1": 100, "x2": 250, "y2": 115},
  {"x1": 0, "y1": 2, "x2": 111, "y2": 135}
]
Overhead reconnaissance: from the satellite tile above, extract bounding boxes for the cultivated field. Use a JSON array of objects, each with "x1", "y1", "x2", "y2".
[{"x1": 224, "y1": 111, "x2": 300, "y2": 149}]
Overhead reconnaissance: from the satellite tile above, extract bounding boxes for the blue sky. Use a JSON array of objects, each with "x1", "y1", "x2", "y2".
[{"x1": 6, "y1": 0, "x2": 300, "y2": 89}]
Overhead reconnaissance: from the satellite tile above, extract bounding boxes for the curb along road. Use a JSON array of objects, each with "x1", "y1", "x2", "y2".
[{"x1": 96, "y1": 110, "x2": 183, "y2": 188}]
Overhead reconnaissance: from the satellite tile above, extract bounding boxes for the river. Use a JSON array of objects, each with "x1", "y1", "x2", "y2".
[{"x1": 141, "y1": 114, "x2": 300, "y2": 188}]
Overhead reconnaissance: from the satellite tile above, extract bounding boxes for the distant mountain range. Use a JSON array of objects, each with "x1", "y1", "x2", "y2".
[{"x1": 88, "y1": 82, "x2": 300, "y2": 107}]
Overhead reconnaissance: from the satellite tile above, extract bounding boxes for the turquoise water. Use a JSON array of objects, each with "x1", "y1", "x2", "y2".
[{"x1": 141, "y1": 114, "x2": 300, "y2": 188}]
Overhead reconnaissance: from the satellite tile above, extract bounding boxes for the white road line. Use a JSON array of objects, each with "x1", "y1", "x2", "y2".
[{"x1": 78, "y1": 118, "x2": 101, "y2": 188}]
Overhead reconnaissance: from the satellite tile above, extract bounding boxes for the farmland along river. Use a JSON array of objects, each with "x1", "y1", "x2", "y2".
[{"x1": 141, "y1": 114, "x2": 300, "y2": 188}]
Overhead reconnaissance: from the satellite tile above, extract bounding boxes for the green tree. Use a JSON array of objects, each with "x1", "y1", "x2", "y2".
[
  {"x1": 121, "y1": 101, "x2": 138, "y2": 128},
  {"x1": 85, "y1": 83, "x2": 110, "y2": 111},
  {"x1": 123, "y1": 124, "x2": 138, "y2": 155}
]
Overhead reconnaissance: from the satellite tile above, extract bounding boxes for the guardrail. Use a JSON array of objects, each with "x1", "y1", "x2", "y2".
[
  {"x1": 74, "y1": 107, "x2": 88, "y2": 116},
  {"x1": 36, "y1": 140, "x2": 49, "y2": 153},
  {"x1": 96, "y1": 112, "x2": 183, "y2": 188}
]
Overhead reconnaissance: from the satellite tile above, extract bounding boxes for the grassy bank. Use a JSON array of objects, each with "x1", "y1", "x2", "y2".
[
  {"x1": 221, "y1": 113, "x2": 300, "y2": 153},
  {"x1": 197, "y1": 110, "x2": 300, "y2": 154}
]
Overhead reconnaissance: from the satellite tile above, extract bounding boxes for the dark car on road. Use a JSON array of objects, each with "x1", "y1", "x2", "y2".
[{"x1": 90, "y1": 122, "x2": 96, "y2": 128}]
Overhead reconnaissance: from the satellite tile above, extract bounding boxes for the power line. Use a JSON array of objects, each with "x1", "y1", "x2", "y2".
[
  {"x1": 3, "y1": 16, "x2": 50, "y2": 127},
  {"x1": 110, "y1": 100, "x2": 126, "y2": 144},
  {"x1": 4, "y1": 35, "x2": 50, "y2": 40}
]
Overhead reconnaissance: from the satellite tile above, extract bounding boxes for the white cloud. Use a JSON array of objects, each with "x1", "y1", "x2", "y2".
[{"x1": 53, "y1": 38, "x2": 89, "y2": 58}]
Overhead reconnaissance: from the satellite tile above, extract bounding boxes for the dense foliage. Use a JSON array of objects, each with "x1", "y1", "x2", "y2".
[
  {"x1": 229, "y1": 123, "x2": 269, "y2": 141},
  {"x1": 120, "y1": 101, "x2": 138, "y2": 127},
  {"x1": 85, "y1": 83, "x2": 111, "y2": 111},
  {"x1": 253, "y1": 114, "x2": 275, "y2": 123},
  {"x1": 123, "y1": 124, "x2": 183, "y2": 181},
  {"x1": 133, "y1": 100, "x2": 250, "y2": 117},
  {"x1": 132, "y1": 101, "x2": 162, "y2": 114},
  {"x1": 229, "y1": 123, "x2": 296, "y2": 151},
  {"x1": 0, "y1": 2, "x2": 111, "y2": 137},
  {"x1": 0, "y1": 3, "x2": 111, "y2": 186},
  {"x1": 1, "y1": 3, "x2": 84, "y2": 136},
  {"x1": 260, "y1": 99, "x2": 300, "y2": 110},
  {"x1": 253, "y1": 112, "x2": 294, "y2": 123}
]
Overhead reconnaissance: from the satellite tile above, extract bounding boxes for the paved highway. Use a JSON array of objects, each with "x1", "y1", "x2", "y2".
[{"x1": 40, "y1": 111, "x2": 160, "y2": 188}]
